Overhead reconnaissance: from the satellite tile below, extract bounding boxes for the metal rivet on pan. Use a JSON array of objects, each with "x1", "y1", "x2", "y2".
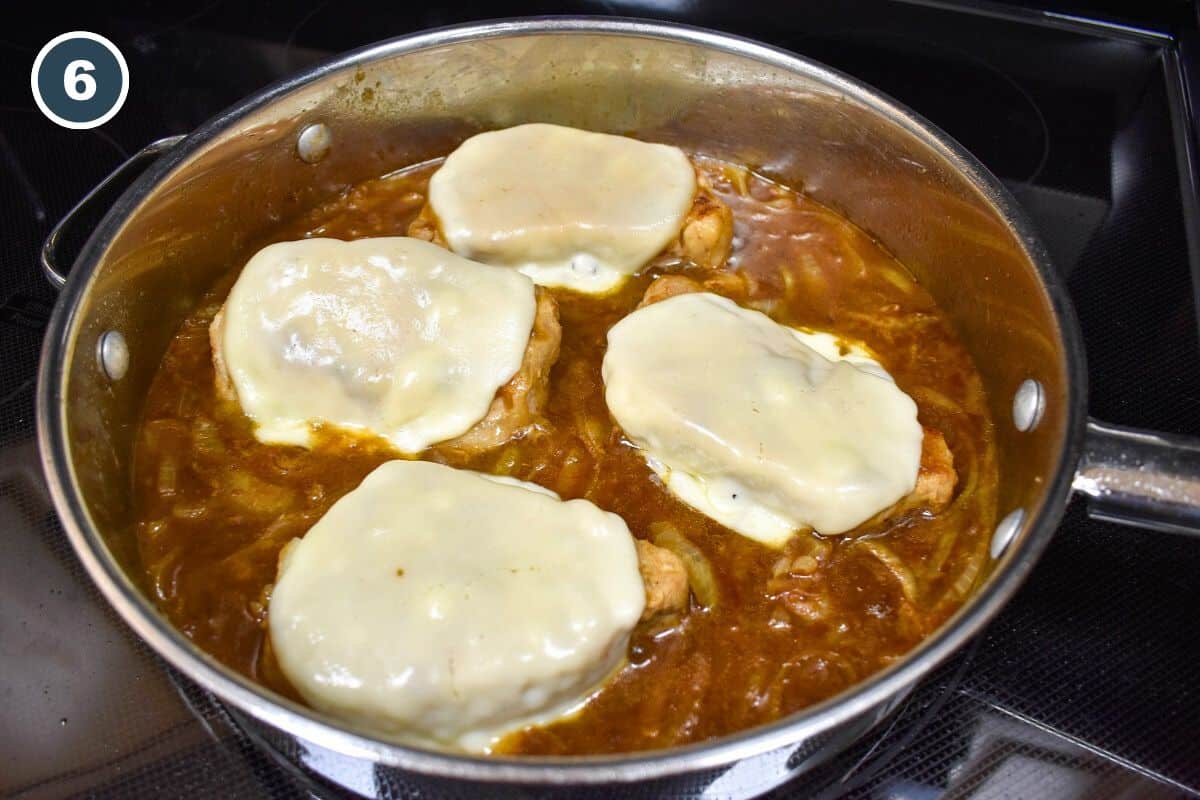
[
  {"x1": 1012, "y1": 379, "x2": 1045, "y2": 432},
  {"x1": 97, "y1": 330, "x2": 129, "y2": 381},
  {"x1": 297, "y1": 123, "x2": 331, "y2": 163},
  {"x1": 990, "y1": 508, "x2": 1025, "y2": 559}
]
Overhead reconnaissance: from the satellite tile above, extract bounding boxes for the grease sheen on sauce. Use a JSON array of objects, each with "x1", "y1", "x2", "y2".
[{"x1": 132, "y1": 155, "x2": 997, "y2": 755}]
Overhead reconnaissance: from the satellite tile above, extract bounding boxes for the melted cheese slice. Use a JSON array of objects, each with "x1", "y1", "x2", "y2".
[
  {"x1": 268, "y1": 460, "x2": 645, "y2": 751},
  {"x1": 602, "y1": 293, "x2": 923, "y2": 544},
  {"x1": 219, "y1": 237, "x2": 535, "y2": 451},
  {"x1": 428, "y1": 123, "x2": 697, "y2": 293}
]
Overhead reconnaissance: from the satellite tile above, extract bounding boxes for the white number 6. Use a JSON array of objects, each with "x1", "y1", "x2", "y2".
[{"x1": 63, "y1": 59, "x2": 97, "y2": 101}]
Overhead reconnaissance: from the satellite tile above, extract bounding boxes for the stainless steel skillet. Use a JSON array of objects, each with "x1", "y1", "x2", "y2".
[{"x1": 36, "y1": 17, "x2": 1200, "y2": 798}]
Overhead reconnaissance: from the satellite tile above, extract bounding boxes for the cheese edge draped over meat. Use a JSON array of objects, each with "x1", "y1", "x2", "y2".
[
  {"x1": 219, "y1": 236, "x2": 536, "y2": 452},
  {"x1": 268, "y1": 459, "x2": 646, "y2": 752},
  {"x1": 602, "y1": 292, "x2": 924, "y2": 544},
  {"x1": 428, "y1": 123, "x2": 697, "y2": 293}
]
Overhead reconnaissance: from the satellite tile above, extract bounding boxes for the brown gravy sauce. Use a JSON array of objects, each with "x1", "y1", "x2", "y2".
[{"x1": 132, "y1": 155, "x2": 996, "y2": 755}]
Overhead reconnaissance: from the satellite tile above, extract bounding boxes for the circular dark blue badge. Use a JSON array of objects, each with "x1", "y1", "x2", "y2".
[{"x1": 31, "y1": 32, "x2": 129, "y2": 130}]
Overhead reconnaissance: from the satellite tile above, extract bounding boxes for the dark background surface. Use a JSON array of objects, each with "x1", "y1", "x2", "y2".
[{"x1": 2, "y1": 2, "x2": 1200, "y2": 797}]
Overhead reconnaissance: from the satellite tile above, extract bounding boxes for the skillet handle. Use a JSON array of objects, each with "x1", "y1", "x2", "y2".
[
  {"x1": 1073, "y1": 419, "x2": 1200, "y2": 535},
  {"x1": 40, "y1": 135, "x2": 185, "y2": 290}
]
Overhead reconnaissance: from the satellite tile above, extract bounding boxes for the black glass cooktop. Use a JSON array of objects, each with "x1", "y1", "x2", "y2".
[{"x1": 3, "y1": 2, "x2": 1200, "y2": 798}]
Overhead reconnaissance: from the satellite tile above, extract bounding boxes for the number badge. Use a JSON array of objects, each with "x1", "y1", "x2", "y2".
[{"x1": 31, "y1": 31, "x2": 129, "y2": 130}]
